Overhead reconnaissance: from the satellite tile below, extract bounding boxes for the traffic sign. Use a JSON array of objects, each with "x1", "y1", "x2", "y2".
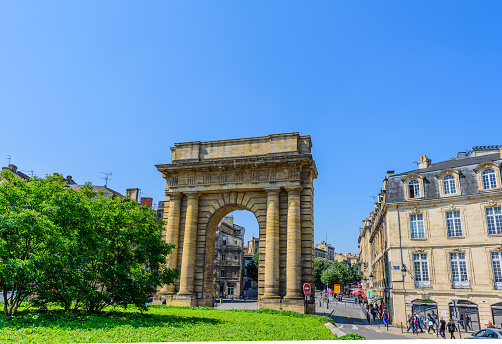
[{"x1": 303, "y1": 283, "x2": 311, "y2": 296}]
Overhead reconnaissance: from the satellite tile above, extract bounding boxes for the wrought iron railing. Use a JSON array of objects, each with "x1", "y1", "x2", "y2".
[
  {"x1": 452, "y1": 280, "x2": 470, "y2": 289},
  {"x1": 415, "y1": 280, "x2": 431, "y2": 288}
]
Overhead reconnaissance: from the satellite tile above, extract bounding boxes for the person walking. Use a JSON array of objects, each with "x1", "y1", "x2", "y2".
[
  {"x1": 407, "y1": 313, "x2": 415, "y2": 333},
  {"x1": 427, "y1": 313, "x2": 436, "y2": 334},
  {"x1": 383, "y1": 309, "x2": 388, "y2": 327},
  {"x1": 414, "y1": 313, "x2": 424, "y2": 333},
  {"x1": 439, "y1": 317, "x2": 446, "y2": 339},
  {"x1": 447, "y1": 318, "x2": 456, "y2": 339}
]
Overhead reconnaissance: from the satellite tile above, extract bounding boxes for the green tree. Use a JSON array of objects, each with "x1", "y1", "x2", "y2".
[
  {"x1": 37, "y1": 184, "x2": 179, "y2": 313},
  {"x1": 246, "y1": 253, "x2": 259, "y2": 282},
  {"x1": 0, "y1": 171, "x2": 69, "y2": 315},
  {"x1": 0, "y1": 171, "x2": 178, "y2": 315},
  {"x1": 314, "y1": 257, "x2": 333, "y2": 290},
  {"x1": 246, "y1": 252, "x2": 260, "y2": 282},
  {"x1": 320, "y1": 261, "x2": 354, "y2": 288}
]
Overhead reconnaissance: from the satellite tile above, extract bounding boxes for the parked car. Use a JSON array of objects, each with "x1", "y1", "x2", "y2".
[
  {"x1": 146, "y1": 297, "x2": 154, "y2": 305},
  {"x1": 466, "y1": 329, "x2": 502, "y2": 339}
]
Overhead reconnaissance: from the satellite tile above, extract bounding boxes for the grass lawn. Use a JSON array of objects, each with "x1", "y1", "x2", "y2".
[{"x1": 0, "y1": 305, "x2": 364, "y2": 343}]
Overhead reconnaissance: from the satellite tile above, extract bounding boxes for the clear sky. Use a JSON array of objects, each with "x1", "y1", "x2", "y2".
[{"x1": 1, "y1": 1, "x2": 502, "y2": 254}]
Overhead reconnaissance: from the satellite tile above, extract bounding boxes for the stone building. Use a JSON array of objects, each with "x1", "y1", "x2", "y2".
[
  {"x1": 213, "y1": 216, "x2": 245, "y2": 299},
  {"x1": 359, "y1": 145, "x2": 502, "y2": 330},
  {"x1": 315, "y1": 241, "x2": 334, "y2": 261}
]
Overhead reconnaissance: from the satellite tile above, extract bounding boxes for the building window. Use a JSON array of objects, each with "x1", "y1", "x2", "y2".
[
  {"x1": 450, "y1": 252, "x2": 469, "y2": 289},
  {"x1": 222, "y1": 235, "x2": 227, "y2": 245},
  {"x1": 409, "y1": 180, "x2": 420, "y2": 198},
  {"x1": 220, "y1": 269, "x2": 226, "y2": 278},
  {"x1": 235, "y1": 240, "x2": 237, "y2": 245},
  {"x1": 491, "y1": 252, "x2": 502, "y2": 290},
  {"x1": 482, "y1": 169, "x2": 497, "y2": 189},
  {"x1": 446, "y1": 211, "x2": 463, "y2": 237},
  {"x1": 486, "y1": 207, "x2": 502, "y2": 235},
  {"x1": 443, "y1": 175, "x2": 457, "y2": 195},
  {"x1": 222, "y1": 254, "x2": 225, "y2": 261},
  {"x1": 413, "y1": 253, "x2": 430, "y2": 288},
  {"x1": 236, "y1": 230, "x2": 241, "y2": 235},
  {"x1": 410, "y1": 214, "x2": 425, "y2": 239}
]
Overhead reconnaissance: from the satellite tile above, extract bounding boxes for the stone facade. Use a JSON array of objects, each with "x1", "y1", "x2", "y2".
[
  {"x1": 155, "y1": 133, "x2": 317, "y2": 313},
  {"x1": 359, "y1": 145, "x2": 502, "y2": 330}
]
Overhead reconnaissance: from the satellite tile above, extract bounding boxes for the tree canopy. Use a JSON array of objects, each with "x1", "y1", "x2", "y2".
[
  {"x1": 314, "y1": 257, "x2": 356, "y2": 290},
  {"x1": 0, "y1": 170, "x2": 178, "y2": 315},
  {"x1": 246, "y1": 252, "x2": 259, "y2": 282}
]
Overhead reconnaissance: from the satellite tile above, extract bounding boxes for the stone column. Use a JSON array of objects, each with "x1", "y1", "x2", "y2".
[
  {"x1": 178, "y1": 193, "x2": 199, "y2": 295},
  {"x1": 263, "y1": 188, "x2": 281, "y2": 299},
  {"x1": 160, "y1": 193, "x2": 182, "y2": 294},
  {"x1": 285, "y1": 187, "x2": 302, "y2": 299}
]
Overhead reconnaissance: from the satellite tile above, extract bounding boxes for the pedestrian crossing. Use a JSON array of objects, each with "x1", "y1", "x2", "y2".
[{"x1": 337, "y1": 324, "x2": 383, "y2": 333}]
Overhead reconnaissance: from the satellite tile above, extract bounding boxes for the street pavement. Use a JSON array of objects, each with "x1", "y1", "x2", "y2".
[
  {"x1": 315, "y1": 291, "x2": 438, "y2": 340},
  {"x1": 213, "y1": 293, "x2": 441, "y2": 340}
]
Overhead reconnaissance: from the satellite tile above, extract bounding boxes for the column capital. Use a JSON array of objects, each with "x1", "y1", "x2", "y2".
[
  {"x1": 186, "y1": 192, "x2": 200, "y2": 200},
  {"x1": 284, "y1": 186, "x2": 302, "y2": 194},
  {"x1": 264, "y1": 187, "x2": 281, "y2": 195},
  {"x1": 166, "y1": 192, "x2": 183, "y2": 200}
]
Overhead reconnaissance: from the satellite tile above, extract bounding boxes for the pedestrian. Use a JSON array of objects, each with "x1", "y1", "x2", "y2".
[
  {"x1": 427, "y1": 313, "x2": 436, "y2": 334},
  {"x1": 212, "y1": 297, "x2": 215, "y2": 308},
  {"x1": 414, "y1": 313, "x2": 424, "y2": 332},
  {"x1": 162, "y1": 299, "x2": 166, "y2": 305},
  {"x1": 383, "y1": 310, "x2": 388, "y2": 327},
  {"x1": 447, "y1": 318, "x2": 456, "y2": 339},
  {"x1": 243, "y1": 291, "x2": 247, "y2": 301},
  {"x1": 406, "y1": 313, "x2": 415, "y2": 333},
  {"x1": 371, "y1": 307, "x2": 377, "y2": 323},
  {"x1": 438, "y1": 317, "x2": 446, "y2": 339}
]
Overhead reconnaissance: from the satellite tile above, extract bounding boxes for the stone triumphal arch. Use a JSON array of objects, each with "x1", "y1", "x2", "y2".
[{"x1": 155, "y1": 133, "x2": 317, "y2": 313}]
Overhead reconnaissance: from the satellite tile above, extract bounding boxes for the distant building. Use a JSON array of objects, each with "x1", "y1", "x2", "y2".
[
  {"x1": 316, "y1": 241, "x2": 334, "y2": 261},
  {"x1": 2, "y1": 164, "x2": 33, "y2": 180},
  {"x1": 213, "y1": 216, "x2": 245, "y2": 299}
]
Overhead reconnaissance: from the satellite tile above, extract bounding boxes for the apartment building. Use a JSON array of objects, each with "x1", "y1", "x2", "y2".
[{"x1": 359, "y1": 145, "x2": 502, "y2": 330}]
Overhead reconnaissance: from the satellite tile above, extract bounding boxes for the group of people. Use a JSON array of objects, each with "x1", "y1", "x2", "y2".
[
  {"x1": 406, "y1": 312, "x2": 458, "y2": 339},
  {"x1": 367, "y1": 302, "x2": 388, "y2": 326}
]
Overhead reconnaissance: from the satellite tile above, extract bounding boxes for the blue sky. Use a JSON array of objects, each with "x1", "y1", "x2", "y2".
[{"x1": 1, "y1": 1, "x2": 502, "y2": 254}]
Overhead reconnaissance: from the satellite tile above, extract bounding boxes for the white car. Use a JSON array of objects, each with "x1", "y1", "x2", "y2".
[{"x1": 466, "y1": 329, "x2": 502, "y2": 339}]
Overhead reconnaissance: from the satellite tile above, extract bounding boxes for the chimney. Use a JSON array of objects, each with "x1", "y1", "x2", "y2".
[
  {"x1": 222, "y1": 215, "x2": 234, "y2": 227},
  {"x1": 140, "y1": 197, "x2": 153, "y2": 208},
  {"x1": 386, "y1": 170, "x2": 394, "y2": 177},
  {"x1": 126, "y1": 188, "x2": 139, "y2": 203},
  {"x1": 418, "y1": 154, "x2": 431, "y2": 169},
  {"x1": 9, "y1": 164, "x2": 18, "y2": 173}
]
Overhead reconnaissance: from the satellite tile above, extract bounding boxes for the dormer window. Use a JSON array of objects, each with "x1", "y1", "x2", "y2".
[
  {"x1": 402, "y1": 173, "x2": 426, "y2": 201},
  {"x1": 474, "y1": 162, "x2": 501, "y2": 192},
  {"x1": 437, "y1": 169, "x2": 461, "y2": 198},
  {"x1": 409, "y1": 180, "x2": 420, "y2": 198},
  {"x1": 482, "y1": 169, "x2": 497, "y2": 189},
  {"x1": 443, "y1": 175, "x2": 456, "y2": 194}
]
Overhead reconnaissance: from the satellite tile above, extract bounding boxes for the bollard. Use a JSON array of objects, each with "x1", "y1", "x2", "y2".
[
  {"x1": 401, "y1": 322, "x2": 403, "y2": 334},
  {"x1": 458, "y1": 324, "x2": 462, "y2": 339}
]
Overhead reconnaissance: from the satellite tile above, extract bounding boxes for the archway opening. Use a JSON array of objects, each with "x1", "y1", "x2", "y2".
[{"x1": 202, "y1": 205, "x2": 263, "y2": 306}]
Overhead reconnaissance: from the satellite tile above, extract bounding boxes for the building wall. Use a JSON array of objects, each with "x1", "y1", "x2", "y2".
[{"x1": 360, "y1": 147, "x2": 502, "y2": 328}]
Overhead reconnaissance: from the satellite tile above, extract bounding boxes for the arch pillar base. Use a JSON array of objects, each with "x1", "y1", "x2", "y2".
[
  {"x1": 155, "y1": 294, "x2": 198, "y2": 307},
  {"x1": 257, "y1": 298, "x2": 314, "y2": 314}
]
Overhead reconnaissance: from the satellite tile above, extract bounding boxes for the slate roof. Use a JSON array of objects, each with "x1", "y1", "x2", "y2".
[
  {"x1": 387, "y1": 151, "x2": 502, "y2": 204},
  {"x1": 393, "y1": 152, "x2": 501, "y2": 176},
  {"x1": 69, "y1": 184, "x2": 124, "y2": 198}
]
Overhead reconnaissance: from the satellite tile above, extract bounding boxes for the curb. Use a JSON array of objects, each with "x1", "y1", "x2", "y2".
[{"x1": 325, "y1": 322, "x2": 346, "y2": 337}]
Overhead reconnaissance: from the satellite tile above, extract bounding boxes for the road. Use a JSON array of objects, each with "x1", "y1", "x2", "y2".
[{"x1": 315, "y1": 292, "x2": 429, "y2": 340}]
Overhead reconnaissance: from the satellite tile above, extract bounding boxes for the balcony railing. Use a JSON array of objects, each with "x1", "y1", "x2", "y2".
[
  {"x1": 495, "y1": 281, "x2": 502, "y2": 290},
  {"x1": 415, "y1": 280, "x2": 431, "y2": 288},
  {"x1": 452, "y1": 280, "x2": 470, "y2": 289}
]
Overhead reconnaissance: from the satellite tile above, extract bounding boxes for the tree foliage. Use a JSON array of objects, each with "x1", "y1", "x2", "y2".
[
  {"x1": 246, "y1": 253, "x2": 259, "y2": 282},
  {"x1": 314, "y1": 257, "x2": 355, "y2": 290},
  {"x1": 0, "y1": 170, "x2": 178, "y2": 315}
]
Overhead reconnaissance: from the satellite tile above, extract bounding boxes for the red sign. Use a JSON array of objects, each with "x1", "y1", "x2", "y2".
[{"x1": 303, "y1": 283, "x2": 311, "y2": 296}]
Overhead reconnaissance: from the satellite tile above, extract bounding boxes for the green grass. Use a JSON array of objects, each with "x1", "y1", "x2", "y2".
[{"x1": 0, "y1": 306, "x2": 364, "y2": 343}]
